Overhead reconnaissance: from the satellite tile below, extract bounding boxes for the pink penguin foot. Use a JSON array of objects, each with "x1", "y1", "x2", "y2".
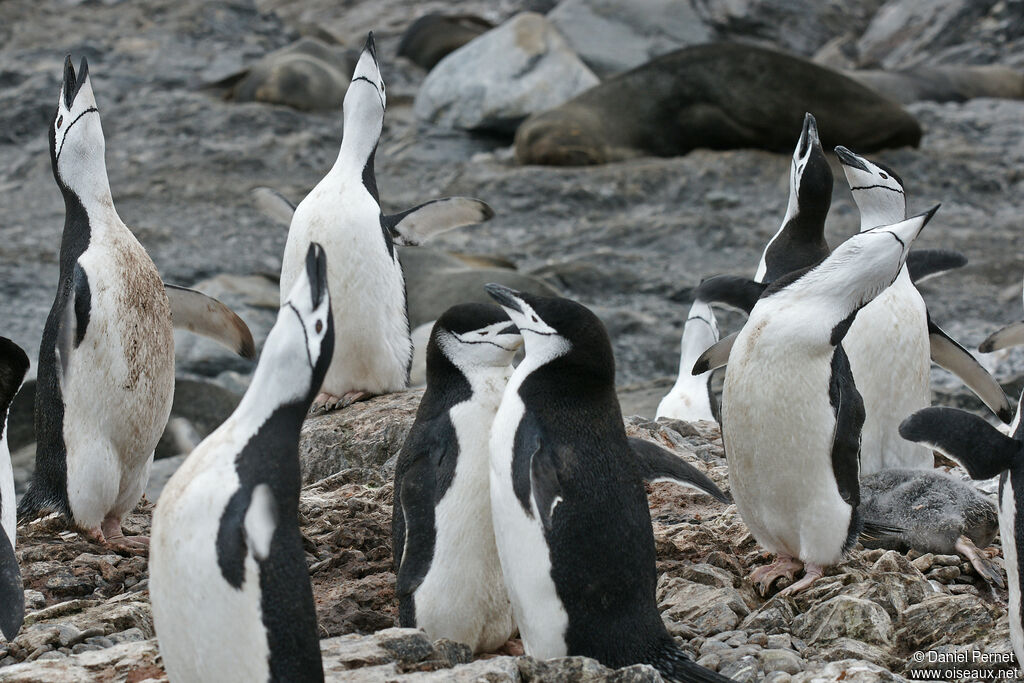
[{"x1": 749, "y1": 555, "x2": 804, "y2": 596}]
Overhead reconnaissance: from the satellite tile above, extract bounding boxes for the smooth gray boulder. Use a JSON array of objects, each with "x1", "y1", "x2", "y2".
[{"x1": 413, "y1": 12, "x2": 599, "y2": 134}]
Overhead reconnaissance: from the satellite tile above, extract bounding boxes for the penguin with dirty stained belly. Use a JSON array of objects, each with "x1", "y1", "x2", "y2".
[
  {"x1": 701, "y1": 207, "x2": 937, "y2": 595},
  {"x1": 18, "y1": 56, "x2": 257, "y2": 548},
  {"x1": 150, "y1": 243, "x2": 331, "y2": 683},
  {"x1": 392, "y1": 303, "x2": 521, "y2": 654},
  {"x1": 484, "y1": 284, "x2": 731, "y2": 683},
  {"x1": 279, "y1": 32, "x2": 495, "y2": 414}
]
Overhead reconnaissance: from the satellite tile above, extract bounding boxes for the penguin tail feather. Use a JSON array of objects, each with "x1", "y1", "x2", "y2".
[
  {"x1": 650, "y1": 644, "x2": 735, "y2": 683},
  {"x1": 16, "y1": 485, "x2": 58, "y2": 523}
]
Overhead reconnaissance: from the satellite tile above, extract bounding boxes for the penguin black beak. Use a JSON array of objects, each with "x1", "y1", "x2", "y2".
[
  {"x1": 485, "y1": 284, "x2": 524, "y2": 314},
  {"x1": 305, "y1": 242, "x2": 329, "y2": 309},
  {"x1": 797, "y1": 112, "x2": 818, "y2": 158},
  {"x1": 835, "y1": 145, "x2": 869, "y2": 171},
  {"x1": 62, "y1": 55, "x2": 90, "y2": 109},
  {"x1": 364, "y1": 31, "x2": 377, "y2": 62}
]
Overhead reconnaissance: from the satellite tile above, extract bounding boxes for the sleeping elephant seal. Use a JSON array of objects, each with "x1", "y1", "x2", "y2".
[{"x1": 514, "y1": 42, "x2": 922, "y2": 166}]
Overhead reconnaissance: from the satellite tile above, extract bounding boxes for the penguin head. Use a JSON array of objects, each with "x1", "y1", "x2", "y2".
[
  {"x1": 485, "y1": 285, "x2": 615, "y2": 385},
  {"x1": 835, "y1": 146, "x2": 906, "y2": 230},
  {"x1": 260, "y1": 243, "x2": 334, "y2": 406},
  {"x1": 807, "y1": 205, "x2": 936, "y2": 311},
  {"x1": 50, "y1": 55, "x2": 105, "y2": 193},
  {"x1": 429, "y1": 304, "x2": 522, "y2": 378},
  {"x1": 786, "y1": 113, "x2": 832, "y2": 224},
  {"x1": 343, "y1": 32, "x2": 386, "y2": 140},
  {"x1": 681, "y1": 300, "x2": 719, "y2": 368}
]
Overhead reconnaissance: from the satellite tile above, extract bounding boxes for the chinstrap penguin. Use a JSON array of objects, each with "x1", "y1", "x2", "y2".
[
  {"x1": 835, "y1": 145, "x2": 1011, "y2": 473},
  {"x1": 656, "y1": 300, "x2": 720, "y2": 423},
  {"x1": 393, "y1": 303, "x2": 520, "y2": 653},
  {"x1": 485, "y1": 285, "x2": 730, "y2": 683},
  {"x1": 859, "y1": 468, "x2": 1002, "y2": 586},
  {"x1": 716, "y1": 207, "x2": 936, "y2": 595},
  {"x1": 18, "y1": 56, "x2": 256, "y2": 548},
  {"x1": 899, "y1": 395, "x2": 1024, "y2": 670},
  {"x1": 0, "y1": 338, "x2": 28, "y2": 640},
  {"x1": 980, "y1": 273, "x2": 1024, "y2": 353},
  {"x1": 150, "y1": 243, "x2": 332, "y2": 683},
  {"x1": 279, "y1": 32, "x2": 494, "y2": 414}
]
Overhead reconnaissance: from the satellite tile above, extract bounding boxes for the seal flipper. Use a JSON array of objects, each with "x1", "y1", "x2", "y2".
[
  {"x1": 694, "y1": 275, "x2": 767, "y2": 314},
  {"x1": 692, "y1": 331, "x2": 738, "y2": 375},
  {"x1": 383, "y1": 197, "x2": 494, "y2": 246},
  {"x1": 628, "y1": 436, "x2": 730, "y2": 503},
  {"x1": 899, "y1": 406, "x2": 1020, "y2": 480},
  {"x1": 979, "y1": 321, "x2": 1024, "y2": 353},
  {"x1": 927, "y1": 317, "x2": 1013, "y2": 423},
  {"x1": 165, "y1": 284, "x2": 257, "y2": 360},
  {"x1": 251, "y1": 187, "x2": 296, "y2": 227},
  {"x1": 0, "y1": 529, "x2": 23, "y2": 641},
  {"x1": 906, "y1": 249, "x2": 967, "y2": 284}
]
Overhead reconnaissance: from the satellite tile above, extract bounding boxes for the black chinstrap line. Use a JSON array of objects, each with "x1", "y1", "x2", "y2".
[
  {"x1": 850, "y1": 184, "x2": 904, "y2": 194},
  {"x1": 286, "y1": 302, "x2": 313, "y2": 367},
  {"x1": 55, "y1": 107, "x2": 99, "y2": 165}
]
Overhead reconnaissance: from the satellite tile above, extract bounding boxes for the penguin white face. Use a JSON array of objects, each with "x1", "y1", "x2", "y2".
[
  {"x1": 835, "y1": 146, "x2": 907, "y2": 230},
  {"x1": 430, "y1": 304, "x2": 523, "y2": 379},
  {"x1": 484, "y1": 285, "x2": 570, "y2": 365},
  {"x1": 343, "y1": 32, "x2": 386, "y2": 135},
  {"x1": 799, "y1": 207, "x2": 934, "y2": 311},
  {"x1": 260, "y1": 243, "x2": 334, "y2": 404},
  {"x1": 50, "y1": 56, "x2": 104, "y2": 191}
]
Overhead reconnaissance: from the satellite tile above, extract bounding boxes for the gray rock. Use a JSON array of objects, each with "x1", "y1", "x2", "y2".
[
  {"x1": 414, "y1": 12, "x2": 599, "y2": 133},
  {"x1": 657, "y1": 577, "x2": 750, "y2": 636},
  {"x1": 759, "y1": 649, "x2": 802, "y2": 675},
  {"x1": 814, "y1": 638, "x2": 896, "y2": 669},
  {"x1": 547, "y1": 0, "x2": 712, "y2": 77},
  {"x1": 0, "y1": 639, "x2": 161, "y2": 682},
  {"x1": 894, "y1": 594, "x2": 996, "y2": 649},
  {"x1": 792, "y1": 595, "x2": 893, "y2": 646},
  {"x1": 792, "y1": 659, "x2": 909, "y2": 682}
]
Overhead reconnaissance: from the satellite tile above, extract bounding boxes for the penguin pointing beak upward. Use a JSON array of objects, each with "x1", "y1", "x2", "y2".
[
  {"x1": 62, "y1": 55, "x2": 90, "y2": 109},
  {"x1": 834, "y1": 145, "x2": 869, "y2": 172}
]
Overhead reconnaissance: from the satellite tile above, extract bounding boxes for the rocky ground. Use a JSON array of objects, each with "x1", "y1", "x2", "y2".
[
  {"x1": 0, "y1": 398, "x2": 1016, "y2": 682},
  {"x1": 2, "y1": 0, "x2": 1024, "y2": 680}
]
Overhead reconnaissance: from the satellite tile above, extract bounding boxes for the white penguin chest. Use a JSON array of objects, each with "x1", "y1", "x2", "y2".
[
  {"x1": 489, "y1": 376, "x2": 569, "y2": 659},
  {"x1": 1000, "y1": 477, "x2": 1024, "y2": 664},
  {"x1": 0, "y1": 429, "x2": 14, "y2": 547},
  {"x1": 150, "y1": 427, "x2": 270, "y2": 683},
  {"x1": 412, "y1": 391, "x2": 514, "y2": 652}
]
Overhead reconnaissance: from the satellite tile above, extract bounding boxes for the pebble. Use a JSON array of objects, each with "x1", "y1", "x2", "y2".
[
  {"x1": 767, "y1": 634, "x2": 793, "y2": 650},
  {"x1": 927, "y1": 566, "x2": 961, "y2": 583},
  {"x1": 760, "y1": 648, "x2": 803, "y2": 675},
  {"x1": 911, "y1": 553, "x2": 935, "y2": 573},
  {"x1": 719, "y1": 656, "x2": 760, "y2": 683}
]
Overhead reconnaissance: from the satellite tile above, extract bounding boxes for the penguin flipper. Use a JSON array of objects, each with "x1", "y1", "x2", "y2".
[
  {"x1": 857, "y1": 520, "x2": 907, "y2": 546},
  {"x1": 55, "y1": 263, "x2": 91, "y2": 387},
  {"x1": 393, "y1": 444, "x2": 445, "y2": 609},
  {"x1": 906, "y1": 249, "x2": 967, "y2": 284},
  {"x1": 691, "y1": 331, "x2": 738, "y2": 375},
  {"x1": 530, "y1": 438, "x2": 564, "y2": 533},
  {"x1": 165, "y1": 284, "x2": 257, "y2": 360},
  {"x1": 693, "y1": 275, "x2": 767, "y2": 314},
  {"x1": 927, "y1": 317, "x2": 1013, "y2": 423},
  {"x1": 0, "y1": 339, "x2": 29, "y2": 409},
  {"x1": 251, "y1": 187, "x2": 296, "y2": 227},
  {"x1": 216, "y1": 483, "x2": 278, "y2": 587},
  {"x1": 628, "y1": 437, "x2": 730, "y2": 503},
  {"x1": 979, "y1": 320, "x2": 1024, "y2": 353},
  {"x1": 900, "y1": 406, "x2": 1020, "y2": 480},
  {"x1": 383, "y1": 197, "x2": 495, "y2": 246},
  {"x1": 0, "y1": 530, "x2": 23, "y2": 641}
]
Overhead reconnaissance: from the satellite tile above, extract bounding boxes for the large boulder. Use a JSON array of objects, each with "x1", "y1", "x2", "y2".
[{"x1": 413, "y1": 12, "x2": 599, "y2": 134}]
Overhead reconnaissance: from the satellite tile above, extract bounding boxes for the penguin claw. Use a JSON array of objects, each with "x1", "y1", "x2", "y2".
[
  {"x1": 956, "y1": 536, "x2": 1005, "y2": 588},
  {"x1": 749, "y1": 555, "x2": 803, "y2": 596},
  {"x1": 777, "y1": 564, "x2": 824, "y2": 596}
]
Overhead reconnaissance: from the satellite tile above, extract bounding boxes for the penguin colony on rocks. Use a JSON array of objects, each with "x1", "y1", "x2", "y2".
[{"x1": 2, "y1": 26, "x2": 1023, "y2": 683}]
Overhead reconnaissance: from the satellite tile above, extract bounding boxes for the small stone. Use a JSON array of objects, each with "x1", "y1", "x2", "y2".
[
  {"x1": 71, "y1": 643, "x2": 104, "y2": 654},
  {"x1": 927, "y1": 566, "x2": 961, "y2": 583},
  {"x1": 55, "y1": 624, "x2": 83, "y2": 648},
  {"x1": 747, "y1": 632, "x2": 768, "y2": 647},
  {"x1": 760, "y1": 648, "x2": 803, "y2": 675},
  {"x1": 718, "y1": 655, "x2": 759, "y2": 683},
  {"x1": 912, "y1": 553, "x2": 935, "y2": 573},
  {"x1": 792, "y1": 596, "x2": 893, "y2": 646},
  {"x1": 766, "y1": 634, "x2": 793, "y2": 650},
  {"x1": 872, "y1": 550, "x2": 920, "y2": 576},
  {"x1": 696, "y1": 653, "x2": 721, "y2": 671},
  {"x1": 108, "y1": 628, "x2": 145, "y2": 645},
  {"x1": 35, "y1": 650, "x2": 66, "y2": 661},
  {"x1": 85, "y1": 636, "x2": 114, "y2": 649},
  {"x1": 933, "y1": 554, "x2": 961, "y2": 567},
  {"x1": 764, "y1": 674, "x2": 793, "y2": 683},
  {"x1": 700, "y1": 640, "x2": 732, "y2": 655},
  {"x1": 861, "y1": 548, "x2": 885, "y2": 562}
]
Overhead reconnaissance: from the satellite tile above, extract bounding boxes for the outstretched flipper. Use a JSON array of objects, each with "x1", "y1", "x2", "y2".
[
  {"x1": 906, "y1": 249, "x2": 967, "y2": 284},
  {"x1": 899, "y1": 406, "x2": 1020, "y2": 480},
  {"x1": 629, "y1": 437, "x2": 730, "y2": 503},
  {"x1": 383, "y1": 197, "x2": 494, "y2": 246},
  {"x1": 979, "y1": 321, "x2": 1024, "y2": 353},
  {"x1": 251, "y1": 187, "x2": 296, "y2": 227},
  {"x1": 165, "y1": 284, "x2": 257, "y2": 360},
  {"x1": 693, "y1": 275, "x2": 767, "y2": 314},
  {"x1": 928, "y1": 317, "x2": 1012, "y2": 423},
  {"x1": 0, "y1": 530, "x2": 23, "y2": 641},
  {"x1": 692, "y1": 332, "x2": 738, "y2": 375}
]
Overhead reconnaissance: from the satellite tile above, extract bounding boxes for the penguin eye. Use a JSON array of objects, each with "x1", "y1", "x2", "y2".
[
  {"x1": 57, "y1": 115, "x2": 63, "y2": 128},
  {"x1": 531, "y1": 315, "x2": 538, "y2": 323},
  {"x1": 879, "y1": 172, "x2": 889, "y2": 180},
  {"x1": 315, "y1": 320, "x2": 323, "y2": 334}
]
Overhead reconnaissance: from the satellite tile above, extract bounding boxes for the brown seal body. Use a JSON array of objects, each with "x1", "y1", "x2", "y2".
[{"x1": 515, "y1": 43, "x2": 923, "y2": 166}]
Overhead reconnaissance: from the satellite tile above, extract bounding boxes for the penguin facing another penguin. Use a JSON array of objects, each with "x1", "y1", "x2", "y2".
[
  {"x1": 485, "y1": 285, "x2": 730, "y2": 683},
  {"x1": 393, "y1": 303, "x2": 520, "y2": 653},
  {"x1": 279, "y1": 32, "x2": 495, "y2": 414},
  {"x1": 150, "y1": 243, "x2": 332, "y2": 683}
]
